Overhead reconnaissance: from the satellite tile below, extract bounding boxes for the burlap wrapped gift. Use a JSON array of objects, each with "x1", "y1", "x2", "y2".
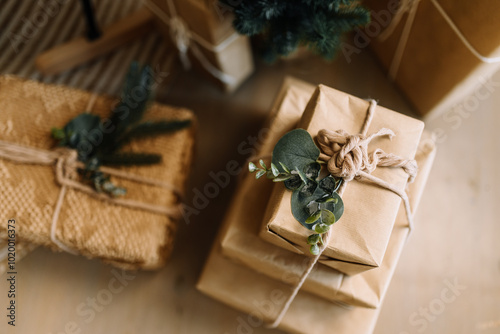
[
  {"x1": 363, "y1": 0, "x2": 500, "y2": 117},
  {"x1": 0, "y1": 76, "x2": 196, "y2": 270},
  {"x1": 198, "y1": 78, "x2": 436, "y2": 333},
  {"x1": 218, "y1": 77, "x2": 436, "y2": 308},
  {"x1": 144, "y1": 0, "x2": 254, "y2": 92},
  {"x1": 260, "y1": 84, "x2": 424, "y2": 275}
]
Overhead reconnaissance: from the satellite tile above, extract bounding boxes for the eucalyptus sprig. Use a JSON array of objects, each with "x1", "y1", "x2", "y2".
[
  {"x1": 51, "y1": 62, "x2": 191, "y2": 197},
  {"x1": 249, "y1": 129, "x2": 344, "y2": 255}
]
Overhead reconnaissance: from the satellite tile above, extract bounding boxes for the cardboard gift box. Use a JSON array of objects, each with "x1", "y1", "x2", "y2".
[
  {"x1": 259, "y1": 83, "x2": 424, "y2": 275},
  {"x1": 0, "y1": 75, "x2": 196, "y2": 270},
  {"x1": 219, "y1": 78, "x2": 436, "y2": 308},
  {"x1": 364, "y1": 0, "x2": 500, "y2": 117},
  {"x1": 144, "y1": 0, "x2": 254, "y2": 92},
  {"x1": 198, "y1": 78, "x2": 436, "y2": 333}
]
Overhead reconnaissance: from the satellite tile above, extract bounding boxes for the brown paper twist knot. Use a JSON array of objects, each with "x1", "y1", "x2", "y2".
[{"x1": 316, "y1": 128, "x2": 418, "y2": 183}]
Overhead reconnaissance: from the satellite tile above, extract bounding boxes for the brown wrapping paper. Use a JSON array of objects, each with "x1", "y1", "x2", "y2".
[
  {"x1": 0, "y1": 76, "x2": 196, "y2": 270},
  {"x1": 219, "y1": 78, "x2": 435, "y2": 308},
  {"x1": 365, "y1": 0, "x2": 500, "y2": 116},
  {"x1": 147, "y1": 0, "x2": 254, "y2": 92},
  {"x1": 261, "y1": 85, "x2": 424, "y2": 275},
  {"x1": 198, "y1": 78, "x2": 436, "y2": 333}
]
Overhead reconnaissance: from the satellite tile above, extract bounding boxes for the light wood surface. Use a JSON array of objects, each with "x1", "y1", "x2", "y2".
[{"x1": 1, "y1": 46, "x2": 500, "y2": 334}]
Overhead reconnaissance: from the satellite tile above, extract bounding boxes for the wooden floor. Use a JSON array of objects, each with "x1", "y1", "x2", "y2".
[{"x1": 1, "y1": 31, "x2": 500, "y2": 334}]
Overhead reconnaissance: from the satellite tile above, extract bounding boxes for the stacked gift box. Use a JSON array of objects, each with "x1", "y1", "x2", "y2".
[{"x1": 197, "y1": 77, "x2": 436, "y2": 333}]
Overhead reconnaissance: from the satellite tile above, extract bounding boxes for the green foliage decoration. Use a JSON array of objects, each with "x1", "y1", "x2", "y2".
[
  {"x1": 249, "y1": 129, "x2": 344, "y2": 255},
  {"x1": 221, "y1": 0, "x2": 371, "y2": 61},
  {"x1": 51, "y1": 62, "x2": 191, "y2": 197}
]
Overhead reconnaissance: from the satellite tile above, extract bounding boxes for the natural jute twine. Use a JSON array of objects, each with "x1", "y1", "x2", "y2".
[
  {"x1": 0, "y1": 141, "x2": 183, "y2": 254},
  {"x1": 267, "y1": 99, "x2": 417, "y2": 328}
]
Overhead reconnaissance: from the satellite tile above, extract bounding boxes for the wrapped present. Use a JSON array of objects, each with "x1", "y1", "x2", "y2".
[
  {"x1": 144, "y1": 0, "x2": 254, "y2": 92},
  {"x1": 260, "y1": 84, "x2": 424, "y2": 275},
  {"x1": 198, "y1": 78, "x2": 436, "y2": 333},
  {"x1": 0, "y1": 75, "x2": 196, "y2": 270},
  {"x1": 219, "y1": 78, "x2": 436, "y2": 308},
  {"x1": 363, "y1": 0, "x2": 500, "y2": 117}
]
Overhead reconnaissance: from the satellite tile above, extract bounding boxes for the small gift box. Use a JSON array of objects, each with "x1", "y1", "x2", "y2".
[
  {"x1": 144, "y1": 0, "x2": 254, "y2": 92},
  {"x1": 198, "y1": 77, "x2": 436, "y2": 333},
  {"x1": 218, "y1": 78, "x2": 436, "y2": 308},
  {"x1": 260, "y1": 84, "x2": 424, "y2": 275},
  {"x1": 364, "y1": 0, "x2": 500, "y2": 116},
  {"x1": 0, "y1": 75, "x2": 196, "y2": 270}
]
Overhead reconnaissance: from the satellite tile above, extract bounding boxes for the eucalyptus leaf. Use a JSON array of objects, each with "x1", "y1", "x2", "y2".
[
  {"x1": 273, "y1": 174, "x2": 292, "y2": 182},
  {"x1": 256, "y1": 170, "x2": 266, "y2": 179},
  {"x1": 304, "y1": 162, "x2": 321, "y2": 179},
  {"x1": 305, "y1": 211, "x2": 321, "y2": 225},
  {"x1": 279, "y1": 162, "x2": 290, "y2": 173},
  {"x1": 272, "y1": 129, "x2": 320, "y2": 173},
  {"x1": 259, "y1": 159, "x2": 267, "y2": 169},
  {"x1": 291, "y1": 186, "x2": 344, "y2": 230},
  {"x1": 319, "y1": 175, "x2": 342, "y2": 194},
  {"x1": 271, "y1": 163, "x2": 280, "y2": 177},
  {"x1": 307, "y1": 234, "x2": 321, "y2": 245},
  {"x1": 284, "y1": 175, "x2": 302, "y2": 190},
  {"x1": 248, "y1": 161, "x2": 257, "y2": 172},
  {"x1": 63, "y1": 113, "x2": 101, "y2": 160},
  {"x1": 310, "y1": 244, "x2": 320, "y2": 255},
  {"x1": 314, "y1": 223, "x2": 329, "y2": 234},
  {"x1": 299, "y1": 178, "x2": 318, "y2": 197},
  {"x1": 321, "y1": 209, "x2": 336, "y2": 226}
]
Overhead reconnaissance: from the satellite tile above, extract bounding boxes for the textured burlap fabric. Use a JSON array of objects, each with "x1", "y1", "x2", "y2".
[{"x1": 0, "y1": 75, "x2": 196, "y2": 270}]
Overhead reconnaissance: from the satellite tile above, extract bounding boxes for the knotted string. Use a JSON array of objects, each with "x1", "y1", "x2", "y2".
[
  {"x1": 381, "y1": 0, "x2": 500, "y2": 81},
  {"x1": 143, "y1": 0, "x2": 238, "y2": 85},
  {"x1": 267, "y1": 99, "x2": 417, "y2": 328},
  {"x1": 0, "y1": 140, "x2": 184, "y2": 254}
]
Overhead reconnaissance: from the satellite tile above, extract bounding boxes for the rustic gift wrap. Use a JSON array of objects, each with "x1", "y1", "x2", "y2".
[
  {"x1": 198, "y1": 78, "x2": 436, "y2": 333},
  {"x1": 364, "y1": 0, "x2": 500, "y2": 117},
  {"x1": 219, "y1": 78, "x2": 435, "y2": 308},
  {"x1": 0, "y1": 76, "x2": 196, "y2": 270},
  {"x1": 144, "y1": 0, "x2": 254, "y2": 92},
  {"x1": 260, "y1": 84, "x2": 424, "y2": 275}
]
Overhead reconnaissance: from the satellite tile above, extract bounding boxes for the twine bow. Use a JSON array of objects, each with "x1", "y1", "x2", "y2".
[
  {"x1": 143, "y1": 0, "x2": 238, "y2": 85},
  {"x1": 0, "y1": 140, "x2": 183, "y2": 255}
]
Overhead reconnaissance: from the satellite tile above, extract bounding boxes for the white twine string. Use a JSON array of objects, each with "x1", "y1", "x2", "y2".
[
  {"x1": 383, "y1": 0, "x2": 500, "y2": 81},
  {"x1": 143, "y1": 0, "x2": 238, "y2": 85}
]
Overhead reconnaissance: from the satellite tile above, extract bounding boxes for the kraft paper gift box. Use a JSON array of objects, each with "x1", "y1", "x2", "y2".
[
  {"x1": 145, "y1": 0, "x2": 254, "y2": 92},
  {"x1": 197, "y1": 78, "x2": 436, "y2": 333},
  {"x1": 218, "y1": 77, "x2": 436, "y2": 308},
  {"x1": 260, "y1": 83, "x2": 424, "y2": 275},
  {"x1": 363, "y1": 0, "x2": 500, "y2": 117},
  {"x1": 0, "y1": 75, "x2": 196, "y2": 270}
]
